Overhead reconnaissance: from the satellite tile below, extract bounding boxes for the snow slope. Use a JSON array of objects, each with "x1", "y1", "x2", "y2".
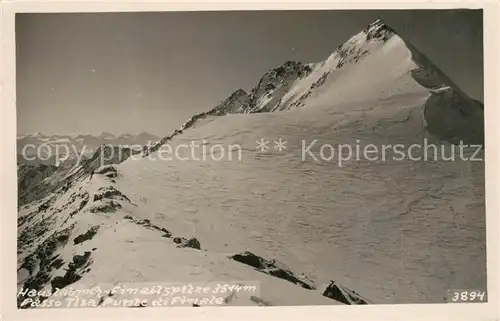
[
  {"x1": 17, "y1": 173, "x2": 341, "y2": 308},
  {"x1": 17, "y1": 19, "x2": 485, "y2": 307}
]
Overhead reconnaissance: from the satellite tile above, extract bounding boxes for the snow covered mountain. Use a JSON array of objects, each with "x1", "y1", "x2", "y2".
[
  {"x1": 17, "y1": 19, "x2": 485, "y2": 308},
  {"x1": 17, "y1": 132, "x2": 161, "y2": 167},
  {"x1": 207, "y1": 18, "x2": 483, "y2": 146}
]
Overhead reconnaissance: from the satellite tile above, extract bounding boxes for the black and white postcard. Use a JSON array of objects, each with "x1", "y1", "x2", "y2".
[{"x1": 1, "y1": 2, "x2": 498, "y2": 321}]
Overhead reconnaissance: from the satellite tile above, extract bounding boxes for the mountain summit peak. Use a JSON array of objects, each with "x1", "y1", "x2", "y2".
[
  {"x1": 363, "y1": 18, "x2": 395, "y2": 42},
  {"x1": 370, "y1": 17, "x2": 385, "y2": 26}
]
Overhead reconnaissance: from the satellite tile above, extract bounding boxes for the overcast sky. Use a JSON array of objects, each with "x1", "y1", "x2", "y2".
[{"x1": 16, "y1": 9, "x2": 483, "y2": 136}]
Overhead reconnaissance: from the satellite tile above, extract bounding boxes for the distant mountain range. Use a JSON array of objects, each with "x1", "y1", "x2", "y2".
[{"x1": 17, "y1": 132, "x2": 161, "y2": 166}]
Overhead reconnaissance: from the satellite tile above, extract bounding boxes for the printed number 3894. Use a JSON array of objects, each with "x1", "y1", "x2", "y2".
[{"x1": 450, "y1": 290, "x2": 486, "y2": 302}]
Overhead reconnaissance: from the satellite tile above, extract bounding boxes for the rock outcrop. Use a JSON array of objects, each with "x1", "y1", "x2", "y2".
[
  {"x1": 322, "y1": 280, "x2": 370, "y2": 305},
  {"x1": 230, "y1": 251, "x2": 315, "y2": 290}
]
